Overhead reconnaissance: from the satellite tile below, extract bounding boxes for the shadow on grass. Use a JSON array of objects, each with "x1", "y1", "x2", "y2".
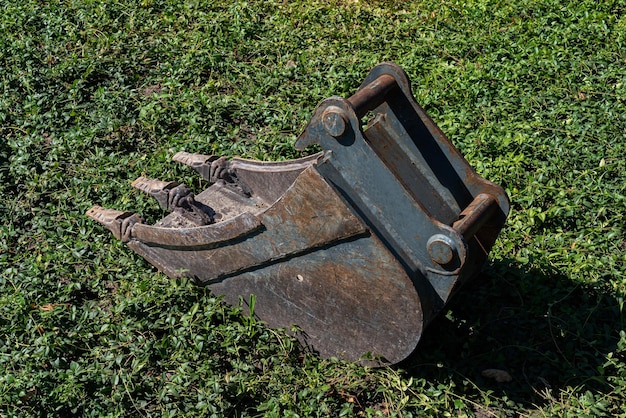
[{"x1": 403, "y1": 258, "x2": 624, "y2": 408}]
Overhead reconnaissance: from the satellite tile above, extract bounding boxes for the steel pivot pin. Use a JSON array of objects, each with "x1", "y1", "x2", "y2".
[
  {"x1": 322, "y1": 106, "x2": 347, "y2": 138},
  {"x1": 427, "y1": 234, "x2": 456, "y2": 265}
]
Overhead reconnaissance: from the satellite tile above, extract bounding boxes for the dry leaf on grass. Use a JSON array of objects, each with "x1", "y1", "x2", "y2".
[{"x1": 38, "y1": 303, "x2": 68, "y2": 312}]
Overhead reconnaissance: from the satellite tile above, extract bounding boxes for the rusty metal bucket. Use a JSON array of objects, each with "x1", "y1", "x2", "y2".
[{"x1": 88, "y1": 63, "x2": 509, "y2": 365}]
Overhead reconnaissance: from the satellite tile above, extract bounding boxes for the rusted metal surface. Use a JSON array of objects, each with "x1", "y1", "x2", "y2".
[
  {"x1": 295, "y1": 63, "x2": 509, "y2": 306},
  {"x1": 87, "y1": 62, "x2": 509, "y2": 365}
]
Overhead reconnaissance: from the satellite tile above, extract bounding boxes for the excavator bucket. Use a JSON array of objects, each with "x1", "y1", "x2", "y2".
[{"x1": 88, "y1": 63, "x2": 509, "y2": 365}]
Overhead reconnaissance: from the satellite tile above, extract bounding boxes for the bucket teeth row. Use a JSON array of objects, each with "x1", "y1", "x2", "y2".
[
  {"x1": 86, "y1": 206, "x2": 142, "y2": 242},
  {"x1": 86, "y1": 176, "x2": 213, "y2": 242}
]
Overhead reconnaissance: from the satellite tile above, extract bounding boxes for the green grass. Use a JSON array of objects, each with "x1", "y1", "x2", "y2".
[{"x1": 1, "y1": 0, "x2": 625, "y2": 416}]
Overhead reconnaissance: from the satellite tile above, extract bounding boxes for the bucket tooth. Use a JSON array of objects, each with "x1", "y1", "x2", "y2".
[
  {"x1": 173, "y1": 151, "x2": 230, "y2": 183},
  {"x1": 132, "y1": 176, "x2": 182, "y2": 211},
  {"x1": 172, "y1": 150, "x2": 216, "y2": 167},
  {"x1": 132, "y1": 176, "x2": 214, "y2": 225},
  {"x1": 172, "y1": 151, "x2": 216, "y2": 181},
  {"x1": 86, "y1": 206, "x2": 142, "y2": 242}
]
